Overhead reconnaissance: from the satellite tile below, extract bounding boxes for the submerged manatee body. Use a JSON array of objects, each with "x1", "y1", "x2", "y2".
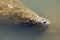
[{"x1": 0, "y1": 0, "x2": 50, "y2": 25}]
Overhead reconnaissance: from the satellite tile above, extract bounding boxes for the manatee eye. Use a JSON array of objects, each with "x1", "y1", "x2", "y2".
[
  {"x1": 43, "y1": 20, "x2": 47, "y2": 24},
  {"x1": 43, "y1": 22, "x2": 46, "y2": 24}
]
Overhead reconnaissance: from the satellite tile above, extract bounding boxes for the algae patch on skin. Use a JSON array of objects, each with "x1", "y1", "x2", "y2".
[{"x1": 0, "y1": 0, "x2": 50, "y2": 25}]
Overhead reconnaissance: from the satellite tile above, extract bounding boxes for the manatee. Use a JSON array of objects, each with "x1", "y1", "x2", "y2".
[{"x1": 0, "y1": 0, "x2": 50, "y2": 25}]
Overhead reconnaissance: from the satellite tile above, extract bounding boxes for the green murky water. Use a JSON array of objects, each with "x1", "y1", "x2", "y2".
[
  {"x1": 21, "y1": 0, "x2": 60, "y2": 40},
  {"x1": 0, "y1": 0, "x2": 60, "y2": 40}
]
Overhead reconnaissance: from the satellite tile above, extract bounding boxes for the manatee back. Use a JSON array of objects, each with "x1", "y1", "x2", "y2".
[
  {"x1": 0, "y1": 0, "x2": 23, "y2": 23},
  {"x1": 0, "y1": 0, "x2": 40, "y2": 24}
]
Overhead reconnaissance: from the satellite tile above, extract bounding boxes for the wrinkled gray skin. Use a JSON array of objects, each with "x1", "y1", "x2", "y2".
[{"x1": 0, "y1": 0, "x2": 50, "y2": 25}]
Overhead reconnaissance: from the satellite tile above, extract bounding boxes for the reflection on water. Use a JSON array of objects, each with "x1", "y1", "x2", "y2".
[
  {"x1": 0, "y1": 0, "x2": 60, "y2": 40},
  {"x1": 0, "y1": 23, "x2": 48, "y2": 40}
]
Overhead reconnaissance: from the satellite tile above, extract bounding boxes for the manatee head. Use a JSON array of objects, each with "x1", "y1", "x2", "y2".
[{"x1": 36, "y1": 16, "x2": 50, "y2": 25}]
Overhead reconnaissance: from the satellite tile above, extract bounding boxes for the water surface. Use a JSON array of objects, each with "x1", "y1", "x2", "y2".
[{"x1": 0, "y1": 0, "x2": 60, "y2": 40}]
